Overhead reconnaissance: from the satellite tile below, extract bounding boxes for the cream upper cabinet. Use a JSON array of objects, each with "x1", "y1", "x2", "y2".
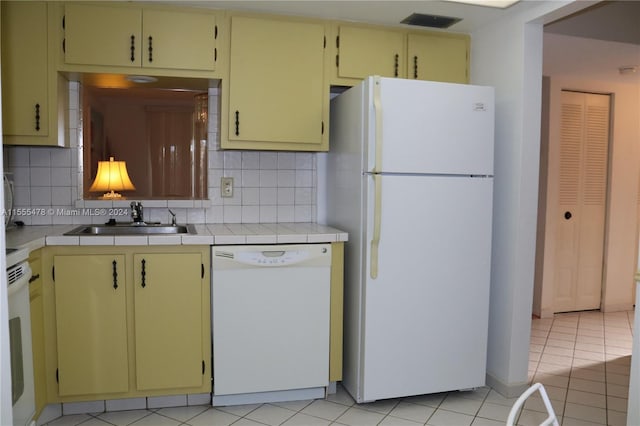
[
  {"x1": 142, "y1": 10, "x2": 217, "y2": 71},
  {"x1": 334, "y1": 25, "x2": 405, "y2": 81},
  {"x1": 53, "y1": 254, "x2": 129, "y2": 397},
  {"x1": 224, "y1": 15, "x2": 327, "y2": 151},
  {"x1": 407, "y1": 33, "x2": 469, "y2": 84},
  {"x1": 1, "y1": 2, "x2": 48, "y2": 136},
  {"x1": 64, "y1": 4, "x2": 142, "y2": 68},
  {"x1": 1, "y1": 1, "x2": 67, "y2": 146},
  {"x1": 63, "y1": 3, "x2": 218, "y2": 72},
  {"x1": 133, "y1": 253, "x2": 204, "y2": 391}
]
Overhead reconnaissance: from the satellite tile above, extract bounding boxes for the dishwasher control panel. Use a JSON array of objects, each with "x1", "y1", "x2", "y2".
[{"x1": 213, "y1": 244, "x2": 331, "y2": 268}]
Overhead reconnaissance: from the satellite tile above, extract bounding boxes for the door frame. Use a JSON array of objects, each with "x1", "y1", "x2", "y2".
[{"x1": 535, "y1": 84, "x2": 615, "y2": 317}]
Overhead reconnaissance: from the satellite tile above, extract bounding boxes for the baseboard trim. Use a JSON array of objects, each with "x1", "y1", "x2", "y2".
[
  {"x1": 601, "y1": 303, "x2": 634, "y2": 313},
  {"x1": 540, "y1": 308, "x2": 555, "y2": 318},
  {"x1": 485, "y1": 372, "x2": 529, "y2": 398}
]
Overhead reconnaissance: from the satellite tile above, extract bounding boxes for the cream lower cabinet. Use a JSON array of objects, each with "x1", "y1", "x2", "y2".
[
  {"x1": 54, "y1": 254, "x2": 129, "y2": 397},
  {"x1": 223, "y1": 15, "x2": 327, "y2": 151},
  {"x1": 28, "y1": 249, "x2": 47, "y2": 418},
  {"x1": 133, "y1": 253, "x2": 204, "y2": 391},
  {"x1": 43, "y1": 246, "x2": 210, "y2": 402}
]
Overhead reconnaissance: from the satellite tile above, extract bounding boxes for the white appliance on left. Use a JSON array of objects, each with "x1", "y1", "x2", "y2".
[{"x1": 7, "y1": 247, "x2": 35, "y2": 426}]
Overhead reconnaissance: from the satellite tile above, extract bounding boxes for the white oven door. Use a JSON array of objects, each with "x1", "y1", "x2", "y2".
[{"x1": 8, "y1": 263, "x2": 34, "y2": 426}]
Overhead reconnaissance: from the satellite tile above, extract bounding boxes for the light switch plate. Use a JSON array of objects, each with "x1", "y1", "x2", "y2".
[{"x1": 221, "y1": 177, "x2": 234, "y2": 198}]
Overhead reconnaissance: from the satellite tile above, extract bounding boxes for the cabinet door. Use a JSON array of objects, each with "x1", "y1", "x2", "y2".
[
  {"x1": 407, "y1": 33, "x2": 469, "y2": 84},
  {"x1": 64, "y1": 3, "x2": 142, "y2": 67},
  {"x1": 228, "y1": 16, "x2": 325, "y2": 145},
  {"x1": 1, "y1": 2, "x2": 49, "y2": 136},
  {"x1": 142, "y1": 9, "x2": 217, "y2": 71},
  {"x1": 337, "y1": 26, "x2": 404, "y2": 80},
  {"x1": 28, "y1": 251, "x2": 46, "y2": 417},
  {"x1": 53, "y1": 255, "x2": 128, "y2": 396},
  {"x1": 133, "y1": 253, "x2": 203, "y2": 391}
]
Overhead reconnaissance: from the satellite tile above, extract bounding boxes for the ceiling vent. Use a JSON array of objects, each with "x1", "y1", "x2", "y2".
[{"x1": 401, "y1": 13, "x2": 462, "y2": 29}]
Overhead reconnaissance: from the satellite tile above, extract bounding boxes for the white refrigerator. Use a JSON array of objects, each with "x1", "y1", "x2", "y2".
[{"x1": 325, "y1": 76, "x2": 495, "y2": 403}]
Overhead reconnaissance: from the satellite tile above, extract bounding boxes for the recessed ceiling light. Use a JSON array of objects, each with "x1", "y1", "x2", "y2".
[
  {"x1": 126, "y1": 75, "x2": 158, "y2": 84},
  {"x1": 445, "y1": 0, "x2": 521, "y2": 8}
]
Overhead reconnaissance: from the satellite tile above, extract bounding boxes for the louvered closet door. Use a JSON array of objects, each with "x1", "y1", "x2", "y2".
[{"x1": 553, "y1": 91, "x2": 610, "y2": 313}]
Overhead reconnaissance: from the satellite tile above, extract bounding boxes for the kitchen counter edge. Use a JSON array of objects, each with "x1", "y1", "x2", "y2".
[{"x1": 5, "y1": 223, "x2": 349, "y2": 252}]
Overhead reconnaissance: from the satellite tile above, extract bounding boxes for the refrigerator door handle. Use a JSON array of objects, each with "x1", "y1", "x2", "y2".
[
  {"x1": 370, "y1": 173, "x2": 382, "y2": 279},
  {"x1": 372, "y1": 76, "x2": 383, "y2": 173}
]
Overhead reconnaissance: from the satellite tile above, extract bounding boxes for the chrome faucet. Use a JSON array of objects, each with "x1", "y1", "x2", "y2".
[
  {"x1": 130, "y1": 201, "x2": 144, "y2": 224},
  {"x1": 168, "y1": 209, "x2": 177, "y2": 226}
]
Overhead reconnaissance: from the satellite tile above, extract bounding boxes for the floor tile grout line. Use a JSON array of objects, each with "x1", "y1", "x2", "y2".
[
  {"x1": 556, "y1": 313, "x2": 572, "y2": 426},
  {"x1": 562, "y1": 311, "x2": 608, "y2": 426}
]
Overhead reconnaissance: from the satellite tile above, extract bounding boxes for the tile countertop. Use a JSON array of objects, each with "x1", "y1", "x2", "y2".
[{"x1": 5, "y1": 223, "x2": 348, "y2": 251}]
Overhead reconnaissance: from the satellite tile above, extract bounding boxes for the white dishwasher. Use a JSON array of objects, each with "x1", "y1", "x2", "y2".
[{"x1": 211, "y1": 244, "x2": 331, "y2": 405}]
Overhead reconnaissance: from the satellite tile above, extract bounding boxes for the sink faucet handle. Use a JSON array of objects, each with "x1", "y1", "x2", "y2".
[
  {"x1": 168, "y1": 209, "x2": 177, "y2": 226},
  {"x1": 130, "y1": 201, "x2": 138, "y2": 221},
  {"x1": 130, "y1": 201, "x2": 144, "y2": 223}
]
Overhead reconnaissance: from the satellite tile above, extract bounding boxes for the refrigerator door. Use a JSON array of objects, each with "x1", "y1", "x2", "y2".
[
  {"x1": 358, "y1": 173, "x2": 493, "y2": 402},
  {"x1": 365, "y1": 76, "x2": 494, "y2": 176}
]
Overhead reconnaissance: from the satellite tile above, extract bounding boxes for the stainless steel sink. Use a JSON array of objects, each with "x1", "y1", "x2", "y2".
[{"x1": 64, "y1": 223, "x2": 197, "y2": 236}]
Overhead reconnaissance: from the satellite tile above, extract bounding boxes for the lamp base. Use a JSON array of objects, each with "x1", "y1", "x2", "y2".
[{"x1": 100, "y1": 190, "x2": 125, "y2": 199}]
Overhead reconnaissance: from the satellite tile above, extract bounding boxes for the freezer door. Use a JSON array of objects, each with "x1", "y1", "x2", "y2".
[
  {"x1": 359, "y1": 174, "x2": 493, "y2": 402},
  {"x1": 366, "y1": 77, "x2": 494, "y2": 175}
]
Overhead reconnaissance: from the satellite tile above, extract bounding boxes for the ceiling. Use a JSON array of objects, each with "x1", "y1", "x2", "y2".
[
  {"x1": 544, "y1": 0, "x2": 640, "y2": 45},
  {"x1": 543, "y1": 1, "x2": 640, "y2": 82},
  {"x1": 181, "y1": 0, "x2": 538, "y2": 34},
  {"x1": 181, "y1": 0, "x2": 638, "y2": 44}
]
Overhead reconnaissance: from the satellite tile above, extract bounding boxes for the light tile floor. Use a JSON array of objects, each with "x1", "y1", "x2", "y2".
[{"x1": 44, "y1": 310, "x2": 634, "y2": 426}]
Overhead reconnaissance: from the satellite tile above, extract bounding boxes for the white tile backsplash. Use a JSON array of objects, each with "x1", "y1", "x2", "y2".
[
  {"x1": 30, "y1": 167, "x2": 50, "y2": 186},
  {"x1": 3, "y1": 84, "x2": 317, "y2": 224}
]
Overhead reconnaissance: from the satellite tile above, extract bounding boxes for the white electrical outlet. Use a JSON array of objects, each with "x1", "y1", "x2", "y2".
[{"x1": 221, "y1": 177, "x2": 234, "y2": 198}]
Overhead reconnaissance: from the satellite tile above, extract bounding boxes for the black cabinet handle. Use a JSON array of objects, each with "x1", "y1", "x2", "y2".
[
  {"x1": 413, "y1": 56, "x2": 418, "y2": 79},
  {"x1": 214, "y1": 47, "x2": 217, "y2": 62},
  {"x1": 28, "y1": 274, "x2": 40, "y2": 284},
  {"x1": 235, "y1": 111, "x2": 240, "y2": 136},
  {"x1": 112, "y1": 260, "x2": 118, "y2": 289},
  {"x1": 130, "y1": 35, "x2": 135, "y2": 62},
  {"x1": 394, "y1": 54, "x2": 399, "y2": 77},
  {"x1": 148, "y1": 36, "x2": 153, "y2": 62},
  {"x1": 35, "y1": 104, "x2": 40, "y2": 131},
  {"x1": 141, "y1": 258, "x2": 146, "y2": 288},
  {"x1": 564, "y1": 211, "x2": 572, "y2": 220}
]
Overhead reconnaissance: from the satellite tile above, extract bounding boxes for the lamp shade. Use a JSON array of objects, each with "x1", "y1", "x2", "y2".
[{"x1": 89, "y1": 157, "x2": 135, "y2": 198}]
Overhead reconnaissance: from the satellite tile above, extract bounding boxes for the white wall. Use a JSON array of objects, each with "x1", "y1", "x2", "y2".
[{"x1": 470, "y1": 0, "x2": 590, "y2": 396}]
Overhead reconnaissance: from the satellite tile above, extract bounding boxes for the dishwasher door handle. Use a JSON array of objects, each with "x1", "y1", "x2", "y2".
[{"x1": 262, "y1": 251, "x2": 285, "y2": 257}]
